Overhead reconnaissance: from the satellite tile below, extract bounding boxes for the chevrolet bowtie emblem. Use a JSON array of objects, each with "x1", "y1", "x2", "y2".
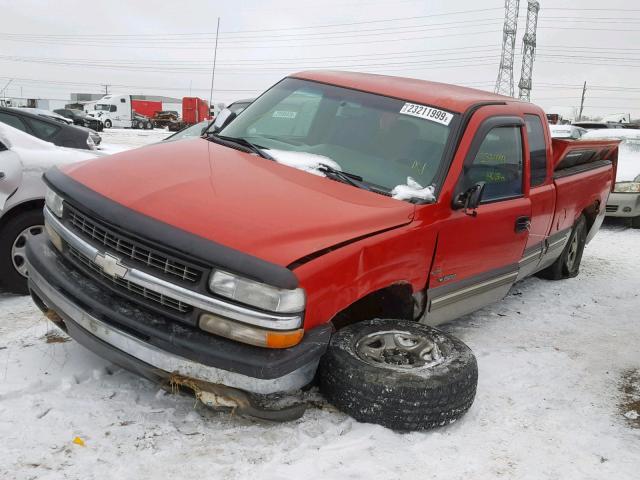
[{"x1": 94, "y1": 252, "x2": 128, "y2": 279}]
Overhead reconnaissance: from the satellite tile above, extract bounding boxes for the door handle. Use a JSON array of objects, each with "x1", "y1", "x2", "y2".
[{"x1": 515, "y1": 216, "x2": 531, "y2": 233}]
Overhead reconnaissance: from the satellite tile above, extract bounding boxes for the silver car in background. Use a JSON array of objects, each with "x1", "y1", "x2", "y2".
[
  {"x1": 0, "y1": 122, "x2": 101, "y2": 293},
  {"x1": 581, "y1": 128, "x2": 640, "y2": 228}
]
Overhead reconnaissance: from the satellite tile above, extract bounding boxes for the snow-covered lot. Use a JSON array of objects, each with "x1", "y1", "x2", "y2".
[
  {"x1": 97, "y1": 127, "x2": 172, "y2": 154},
  {"x1": 0, "y1": 222, "x2": 638, "y2": 480}
]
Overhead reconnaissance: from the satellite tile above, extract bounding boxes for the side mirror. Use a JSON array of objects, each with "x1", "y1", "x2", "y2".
[
  {"x1": 212, "y1": 108, "x2": 237, "y2": 132},
  {"x1": 453, "y1": 182, "x2": 486, "y2": 216}
]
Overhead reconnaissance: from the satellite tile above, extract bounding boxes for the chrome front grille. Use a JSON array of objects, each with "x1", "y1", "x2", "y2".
[
  {"x1": 69, "y1": 246, "x2": 192, "y2": 314},
  {"x1": 67, "y1": 208, "x2": 201, "y2": 283},
  {"x1": 606, "y1": 205, "x2": 618, "y2": 213}
]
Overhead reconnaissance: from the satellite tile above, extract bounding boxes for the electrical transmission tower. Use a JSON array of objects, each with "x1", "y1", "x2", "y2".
[
  {"x1": 495, "y1": 0, "x2": 521, "y2": 97},
  {"x1": 518, "y1": 1, "x2": 540, "y2": 101}
]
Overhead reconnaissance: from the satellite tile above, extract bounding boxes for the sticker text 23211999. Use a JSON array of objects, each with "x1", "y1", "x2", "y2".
[{"x1": 399, "y1": 103, "x2": 453, "y2": 126}]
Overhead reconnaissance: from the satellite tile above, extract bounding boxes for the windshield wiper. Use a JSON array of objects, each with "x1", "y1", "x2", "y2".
[
  {"x1": 317, "y1": 163, "x2": 375, "y2": 192},
  {"x1": 208, "y1": 134, "x2": 273, "y2": 160}
]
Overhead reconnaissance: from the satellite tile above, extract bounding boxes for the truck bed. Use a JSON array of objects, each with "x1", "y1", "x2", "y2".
[{"x1": 550, "y1": 137, "x2": 620, "y2": 239}]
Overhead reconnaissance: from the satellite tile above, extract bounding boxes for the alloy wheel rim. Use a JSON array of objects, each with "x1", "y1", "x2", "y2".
[
  {"x1": 355, "y1": 330, "x2": 443, "y2": 369},
  {"x1": 11, "y1": 225, "x2": 44, "y2": 278}
]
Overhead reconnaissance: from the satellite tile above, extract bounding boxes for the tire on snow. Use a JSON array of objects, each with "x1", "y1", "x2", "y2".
[
  {"x1": 536, "y1": 214, "x2": 587, "y2": 280},
  {"x1": 318, "y1": 319, "x2": 478, "y2": 431}
]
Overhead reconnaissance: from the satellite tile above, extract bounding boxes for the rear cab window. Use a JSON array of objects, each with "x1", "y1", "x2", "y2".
[{"x1": 524, "y1": 114, "x2": 548, "y2": 186}]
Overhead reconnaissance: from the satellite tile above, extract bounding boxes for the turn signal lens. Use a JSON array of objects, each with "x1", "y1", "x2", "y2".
[
  {"x1": 266, "y1": 329, "x2": 305, "y2": 349},
  {"x1": 199, "y1": 313, "x2": 304, "y2": 349}
]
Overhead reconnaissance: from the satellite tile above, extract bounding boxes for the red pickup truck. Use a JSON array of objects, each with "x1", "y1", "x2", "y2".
[{"x1": 26, "y1": 71, "x2": 618, "y2": 430}]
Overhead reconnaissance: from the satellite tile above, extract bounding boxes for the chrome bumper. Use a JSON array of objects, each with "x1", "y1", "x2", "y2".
[{"x1": 28, "y1": 260, "x2": 318, "y2": 395}]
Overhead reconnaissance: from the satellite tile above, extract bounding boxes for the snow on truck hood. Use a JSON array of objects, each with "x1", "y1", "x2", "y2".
[{"x1": 60, "y1": 138, "x2": 415, "y2": 267}]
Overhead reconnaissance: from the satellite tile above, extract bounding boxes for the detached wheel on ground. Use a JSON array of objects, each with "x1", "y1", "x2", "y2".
[
  {"x1": 537, "y1": 214, "x2": 587, "y2": 280},
  {"x1": 0, "y1": 209, "x2": 44, "y2": 294},
  {"x1": 318, "y1": 319, "x2": 478, "y2": 431}
]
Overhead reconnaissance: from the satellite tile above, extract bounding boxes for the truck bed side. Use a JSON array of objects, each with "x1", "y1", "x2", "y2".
[{"x1": 549, "y1": 138, "x2": 619, "y2": 238}]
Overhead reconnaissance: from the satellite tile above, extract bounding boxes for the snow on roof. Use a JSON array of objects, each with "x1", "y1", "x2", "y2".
[{"x1": 582, "y1": 128, "x2": 640, "y2": 141}]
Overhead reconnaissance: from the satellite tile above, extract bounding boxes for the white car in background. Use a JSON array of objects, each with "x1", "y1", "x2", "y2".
[
  {"x1": 582, "y1": 128, "x2": 640, "y2": 228},
  {"x1": 549, "y1": 124, "x2": 587, "y2": 140},
  {"x1": 0, "y1": 122, "x2": 102, "y2": 294}
]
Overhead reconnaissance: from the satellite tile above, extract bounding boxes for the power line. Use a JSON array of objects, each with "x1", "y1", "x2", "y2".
[{"x1": 0, "y1": 7, "x2": 505, "y2": 38}]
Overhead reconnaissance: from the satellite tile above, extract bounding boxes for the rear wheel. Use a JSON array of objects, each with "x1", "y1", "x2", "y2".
[
  {"x1": 0, "y1": 209, "x2": 44, "y2": 294},
  {"x1": 318, "y1": 319, "x2": 478, "y2": 431},
  {"x1": 537, "y1": 215, "x2": 587, "y2": 280}
]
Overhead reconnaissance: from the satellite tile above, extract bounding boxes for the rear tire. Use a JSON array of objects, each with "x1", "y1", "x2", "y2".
[
  {"x1": 537, "y1": 215, "x2": 587, "y2": 280},
  {"x1": 318, "y1": 319, "x2": 478, "y2": 431},
  {"x1": 0, "y1": 209, "x2": 44, "y2": 295}
]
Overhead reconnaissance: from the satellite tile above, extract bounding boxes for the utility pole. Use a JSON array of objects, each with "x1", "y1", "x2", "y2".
[
  {"x1": 518, "y1": 1, "x2": 540, "y2": 102},
  {"x1": 102, "y1": 84, "x2": 110, "y2": 95},
  {"x1": 208, "y1": 17, "x2": 221, "y2": 111},
  {"x1": 495, "y1": 0, "x2": 521, "y2": 97},
  {"x1": 578, "y1": 81, "x2": 587, "y2": 121}
]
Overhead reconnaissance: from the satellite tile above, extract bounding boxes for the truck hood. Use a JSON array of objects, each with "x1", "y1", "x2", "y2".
[{"x1": 61, "y1": 138, "x2": 415, "y2": 267}]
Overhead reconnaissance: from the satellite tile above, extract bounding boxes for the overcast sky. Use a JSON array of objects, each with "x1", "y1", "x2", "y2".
[{"x1": 1, "y1": 0, "x2": 639, "y2": 119}]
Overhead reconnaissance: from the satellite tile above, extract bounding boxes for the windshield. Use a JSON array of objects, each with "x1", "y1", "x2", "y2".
[{"x1": 220, "y1": 78, "x2": 457, "y2": 193}]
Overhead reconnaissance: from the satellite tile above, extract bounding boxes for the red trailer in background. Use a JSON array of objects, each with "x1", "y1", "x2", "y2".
[
  {"x1": 182, "y1": 97, "x2": 210, "y2": 124},
  {"x1": 167, "y1": 97, "x2": 211, "y2": 131},
  {"x1": 131, "y1": 99, "x2": 163, "y2": 118}
]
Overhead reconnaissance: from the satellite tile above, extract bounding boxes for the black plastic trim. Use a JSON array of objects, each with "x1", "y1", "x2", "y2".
[
  {"x1": 44, "y1": 167, "x2": 299, "y2": 289},
  {"x1": 553, "y1": 160, "x2": 612, "y2": 179}
]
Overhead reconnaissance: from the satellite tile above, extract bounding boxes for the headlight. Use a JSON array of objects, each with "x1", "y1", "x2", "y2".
[
  {"x1": 614, "y1": 182, "x2": 640, "y2": 193},
  {"x1": 209, "y1": 270, "x2": 305, "y2": 313},
  {"x1": 45, "y1": 188, "x2": 64, "y2": 217}
]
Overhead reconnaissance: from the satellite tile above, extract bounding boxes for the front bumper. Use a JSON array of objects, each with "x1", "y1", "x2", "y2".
[
  {"x1": 26, "y1": 235, "x2": 330, "y2": 395},
  {"x1": 606, "y1": 192, "x2": 640, "y2": 218}
]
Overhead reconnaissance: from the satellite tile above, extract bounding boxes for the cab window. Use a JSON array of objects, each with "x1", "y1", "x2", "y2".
[
  {"x1": 25, "y1": 117, "x2": 60, "y2": 140},
  {"x1": 0, "y1": 112, "x2": 28, "y2": 132},
  {"x1": 463, "y1": 126, "x2": 523, "y2": 202},
  {"x1": 525, "y1": 114, "x2": 548, "y2": 186}
]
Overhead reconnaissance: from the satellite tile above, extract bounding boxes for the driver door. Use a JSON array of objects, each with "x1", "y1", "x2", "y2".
[{"x1": 426, "y1": 113, "x2": 531, "y2": 325}]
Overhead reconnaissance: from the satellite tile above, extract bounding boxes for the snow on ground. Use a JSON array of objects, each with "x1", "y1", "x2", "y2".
[
  {"x1": 97, "y1": 127, "x2": 172, "y2": 154},
  {"x1": 0, "y1": 222, "x2": 639, "y2": 480}
]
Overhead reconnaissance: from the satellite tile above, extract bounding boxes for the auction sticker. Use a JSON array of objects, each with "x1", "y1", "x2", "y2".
[{"x1": 399, "y1": 103, "x2": 453, "y2": 126}]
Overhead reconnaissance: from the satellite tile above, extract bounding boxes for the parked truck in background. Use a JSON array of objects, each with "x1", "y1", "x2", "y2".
[
  {"x1": 27, "y1": 71, "x2": 619, "y2": 431},
  {"x1": 86, "y1": 94, "x2": 162, "y2": 129},
  {"x1": 166, "y1": 97, "x2": 211, "y2": 131}
]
